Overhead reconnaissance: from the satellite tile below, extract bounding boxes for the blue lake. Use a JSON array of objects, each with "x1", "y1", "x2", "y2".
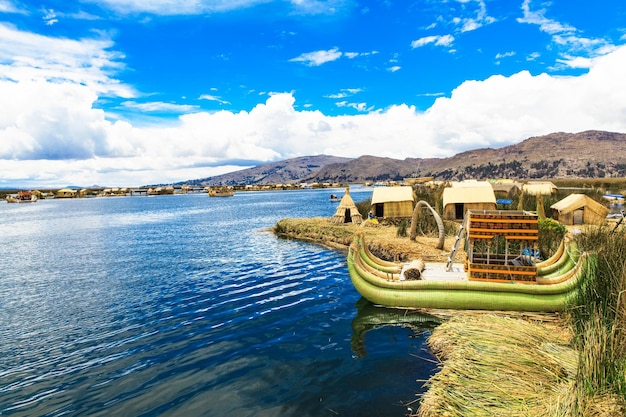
[{"x1": 0, "y1": 188, "x2": 439, "y2": 417}]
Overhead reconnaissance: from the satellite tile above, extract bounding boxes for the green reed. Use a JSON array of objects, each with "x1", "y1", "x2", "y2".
[{"x1": 570, "y1": 226, "x2": 626, "y2": 415}]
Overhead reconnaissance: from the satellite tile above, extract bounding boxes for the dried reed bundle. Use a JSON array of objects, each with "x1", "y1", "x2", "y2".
[{"x1": 416, "y1": 314, "x2": 577, "y2": 417}]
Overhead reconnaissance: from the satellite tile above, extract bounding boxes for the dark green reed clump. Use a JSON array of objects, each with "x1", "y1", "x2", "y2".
[
  {"x1": 355, "y1": 198, "x2": 372, "y2": 219},
  {"x1": 570, "y1": 226, "x2": 626, "y2": 415}
]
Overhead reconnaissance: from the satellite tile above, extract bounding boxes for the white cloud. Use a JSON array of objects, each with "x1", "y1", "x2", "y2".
[
  {"x1": 43, "y1": 8, "x2": 58, "y2": 25},
  {"x1": 325, "y1": 88, "x2": 362, "y2": 99},
  {"x1": 199, "y1": 94, "x2": 230, "y2": 105},
  {"x1": 86, "y1": 0, "x2": 348, "y2": 16},
  {"x1": 388, "y1": 65, "x2": 401, "y2": 72},
  {"x1": 289, "y1": 47, "x2": 342, "y2": 66},
  {"x1": 411, "y1": 34, "x2": 455, "y2": 49},
  {"x1": 495, "y1": 51, "x2": 516, "y2": 60},
  {"x1": 517, "y1": 0, "x2": 618, "y2": 68},
  {"x1": 0, "y1": 0, "x2": 22, "y2": 13},
  {"x1": 2, "y1": 22, "x2": 626, "y2": 188},
  {"x1": 335, "y1": 101, "x2": 372, "y2": 112},
  {"x1": 517, "y1": 0, "x2": 576, "y2": 35},
  {"x1": 86, "y1": 0, "x2": 268, "y2": 15},
  {"x1": 0, "y1": 23, "x2": 134, "y2": 98},
  {"x1": 121, "y1": 101, "x2": 199, "y2": 113},
  {"x1": 451, "y1": 0, "x2": 495, "y2": 33},
  {"x1": 419, "y1": 46, "x2": 626, "y2": 150}
]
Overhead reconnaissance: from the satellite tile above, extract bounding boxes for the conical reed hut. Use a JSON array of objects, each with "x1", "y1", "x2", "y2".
[{"x1": 331, "y1": 187, "x2": 363, "y2": 225}]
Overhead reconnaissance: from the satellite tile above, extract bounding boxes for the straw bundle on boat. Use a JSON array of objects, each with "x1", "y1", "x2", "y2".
[{"x1": 401, "y1": 259, "x2": 426, "y2": 280}]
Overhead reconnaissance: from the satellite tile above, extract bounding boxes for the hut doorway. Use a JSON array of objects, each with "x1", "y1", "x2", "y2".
[
  {"x1": 375, "y1": 204, "x2": 384, "y2": 218},
  {"x1": 455, "y1": 203, "x2": 464, "y2": 220},
  {"x1": 573, "y1": 209, "x2": 584, "y2": 225}
]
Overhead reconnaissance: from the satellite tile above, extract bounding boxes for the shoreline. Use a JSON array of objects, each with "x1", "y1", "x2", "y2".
[{"x1": 271, "y1": 217, "x2": 625, "y2": 417}]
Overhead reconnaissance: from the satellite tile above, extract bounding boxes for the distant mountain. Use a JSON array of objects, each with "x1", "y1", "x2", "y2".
[
  {"x1": 187, "y1": 155, "x2": 352, "y2": 186},
  {"x1": 190, "y1": 130, "x2": 626, "y2": 185}
]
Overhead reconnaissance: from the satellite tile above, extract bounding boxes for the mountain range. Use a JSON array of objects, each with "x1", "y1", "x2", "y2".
[{"x1": 187, "y1": 130, "x2": 626, "y2": 186}]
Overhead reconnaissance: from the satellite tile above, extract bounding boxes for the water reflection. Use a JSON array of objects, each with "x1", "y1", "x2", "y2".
[{"x1": 350, "y1": 298, "x2": 441, "y2": 358}]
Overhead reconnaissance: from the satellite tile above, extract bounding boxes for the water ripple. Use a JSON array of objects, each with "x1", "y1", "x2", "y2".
[{"x1": 0, "y1": 190, "x2": 436, "y2": 417}]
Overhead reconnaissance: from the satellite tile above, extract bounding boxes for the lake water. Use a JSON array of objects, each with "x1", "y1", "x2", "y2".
[{"x1": 0, "y1": 188, "x2": 439, "y2": 417}]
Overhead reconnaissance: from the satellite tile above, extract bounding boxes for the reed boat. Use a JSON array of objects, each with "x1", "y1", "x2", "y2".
[
  {"x1": 347, "y1": 210, "x2": 591, "y2": 312},
  {"x1": 6, "y1": 191, "x2": 37, "y2": 203},
  {"x1": 208, "y1": 188, "x2": 234, "y2": 197}
]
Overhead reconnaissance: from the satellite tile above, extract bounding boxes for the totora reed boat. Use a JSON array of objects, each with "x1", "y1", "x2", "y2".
[
  {"x1": 6, "y1": 191, "x2": 38, "y2": 203},
  {"x1": 347, "y1": 210, "x2": 592, "y2": 312},
  {"x1": 208, "y1": 187, "x2": 234, "y2": 197}
]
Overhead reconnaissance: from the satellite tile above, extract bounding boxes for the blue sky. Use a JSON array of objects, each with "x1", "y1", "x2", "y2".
[{"x1": 1, "y1": 0, "x2": 625, "y2": 187}]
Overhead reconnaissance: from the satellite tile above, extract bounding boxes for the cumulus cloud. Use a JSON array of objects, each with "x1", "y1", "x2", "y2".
[
  {"x1": 2, "y1": 20, "x2": 626, "y2": 187},
  {"x1": 0, "y1": 23, "x2": 134, "y2": 98}
]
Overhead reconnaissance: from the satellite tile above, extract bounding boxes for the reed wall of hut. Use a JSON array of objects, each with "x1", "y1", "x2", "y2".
[
  {"x1": 370, "y1": 186, "x2": 414, "y2": 219},
  {"x1": 442, "y1": 185, "x2": 497, "y2": 221}
]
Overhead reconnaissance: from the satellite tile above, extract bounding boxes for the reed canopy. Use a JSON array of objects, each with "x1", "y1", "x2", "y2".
[{"x1": 331, "y1": 187, "x2": 363, "y2": 225}]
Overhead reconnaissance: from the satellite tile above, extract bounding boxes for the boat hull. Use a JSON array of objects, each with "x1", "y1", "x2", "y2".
[{"x1": 347, "y1": 237, "x2": 590, "y2": 312}]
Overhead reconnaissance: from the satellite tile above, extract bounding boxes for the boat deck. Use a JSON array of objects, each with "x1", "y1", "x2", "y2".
[{"x1": 421, "y1": 262, "x2": 467, "y2": 281}]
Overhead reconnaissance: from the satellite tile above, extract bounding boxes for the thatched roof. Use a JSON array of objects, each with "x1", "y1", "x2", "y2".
[
  {"x1": 523, "y1": 181, "x2": 557, "y2": 195},
  {"x1": 491, "y1": 182, "x2": 523, "y2": 194},
  {"x1": 331, "y1": 188, "x2": 363, "y2": 225},
  {"x1": 443, "y1": 185, "x2": 496, "y2": 207},
  {"x1": 371, "y1": 186, "x2": 414, "y2": 204}
]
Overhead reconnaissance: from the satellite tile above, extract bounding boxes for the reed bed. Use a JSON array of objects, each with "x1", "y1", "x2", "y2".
[
  {"x1": 416, "y1": 314, "x2": 577, "y2": 417},
  {"x1": 570, "y1": 226, "x2": 626, "y2": 416},
  {"x1": 416, "y1": 226, "x2": 626, "y2": 417}
]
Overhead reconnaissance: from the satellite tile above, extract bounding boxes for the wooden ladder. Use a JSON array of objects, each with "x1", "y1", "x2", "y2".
[{"x1": 446, "y1": 215, "x2": 468, "y2": 272}]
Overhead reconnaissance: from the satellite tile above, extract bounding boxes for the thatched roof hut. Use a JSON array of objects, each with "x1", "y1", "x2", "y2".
[
  {"x1": 491, "y1": 180, "x2": 522, "y2": 198},
  {"x1": 523, "y1": 181, "x2": 557, "y2": 195},
  {"x1": 443, "y1": 182, "x2": 496, "y2": 220},
  {"x1": 371, "y1": 186, "x2": 414, "y2": 219},
  {"x1": 550, "y1": 194, "x2": 608, "y2": 225},
  {"x1": 55, "y1": 188, "x2": 77, "y2": 198},
  {"x1": 331, "y1": 188, "x2": 363, "y2": 225}
]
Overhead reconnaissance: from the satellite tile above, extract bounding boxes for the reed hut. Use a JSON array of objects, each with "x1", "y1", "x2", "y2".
[
  {"x1": 370, "y1": 186, "x2": 414, "y2": 219},
  {"x1": 550, "y1": 193, "x2": 608, "y2": 225},
  {"x1": 443, "y1": 182, "x2": 496, "y2": 220},
  {"x1": 491, "y1": 180, "x2": 522, "y2": 198},
  {"x1": 523, "y1": 181, "x2": 557, "y2": 195},
  {"x1": 331, "y1": 188, "x2": 363, "y2": 225},
  {"x1": 55, "y1": 188, "x2": 77, "y2": 198}
]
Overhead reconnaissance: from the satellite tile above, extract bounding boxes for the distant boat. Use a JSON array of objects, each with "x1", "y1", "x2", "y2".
[
  {"x1": 6, "y1": 191, "x2": 37, "y2": 203},
  {"x1": 329, "y1": 194, "x2": 339, "y2": 202},
  {"x1": 208, "y1": 188, "x2": 234, "y2": 197}
]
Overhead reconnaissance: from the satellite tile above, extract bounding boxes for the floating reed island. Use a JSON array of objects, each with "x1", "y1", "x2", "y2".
[{"x1": 272, "y1": 217, "x2": 626, "y2": 416}]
